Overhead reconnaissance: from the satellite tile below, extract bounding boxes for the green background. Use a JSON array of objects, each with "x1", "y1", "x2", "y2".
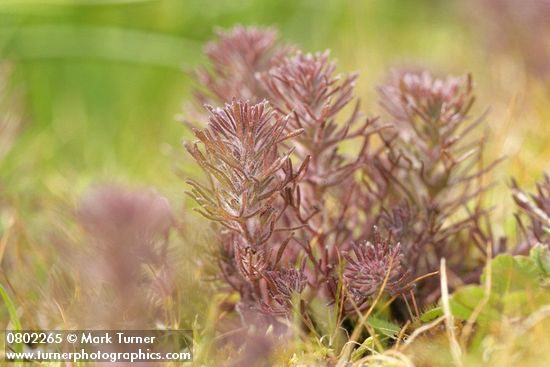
[{"x1": 0, "y1": 0, "x2": 547, "y2": 231}]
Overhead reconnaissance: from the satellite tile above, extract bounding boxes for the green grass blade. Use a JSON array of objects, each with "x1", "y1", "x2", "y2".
[{"x1": 0, "y1": 284, "x2": 23, "y2": 354}]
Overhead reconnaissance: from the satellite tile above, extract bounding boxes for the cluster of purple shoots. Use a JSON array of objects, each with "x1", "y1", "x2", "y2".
[{"x1": 182, "y1": 25, "x2": 549, "y2": 332}]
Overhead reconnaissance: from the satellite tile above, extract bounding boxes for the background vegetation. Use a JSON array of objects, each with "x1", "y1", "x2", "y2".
[{"x1": 1, "y1": 0, "x2": 550, "y2": 365}]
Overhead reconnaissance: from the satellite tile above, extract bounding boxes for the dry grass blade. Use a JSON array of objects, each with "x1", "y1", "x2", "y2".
[{"x1": 440, "y1": 258, "x2": 463, "y2": 366}]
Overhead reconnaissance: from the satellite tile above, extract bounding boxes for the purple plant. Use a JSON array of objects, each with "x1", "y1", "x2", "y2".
[
  {"x1": 194, "y1": 25, "x2": 291, "y2": 107},
  {"x1": 512, "y1": 174, "x2": 550, "y2": 248},
  {"x1": 184, "y1": 100, "x2": 304, "y2": 231},
  {"x1": 185, "y1": 25, "x2": 501, "y2": 331},
  {"x1": 262, "y1": 267, "x2": 307, "y2": 316},
  {"x1": 257, "y1": 49, "x2": 382, "y2": 299},
  {"x1": 375, "y1": 69, "x2": 500, "y2": 302},
  {"x1": 75, "y1": 184, "x2": 174, "y2": 328},
  {"x1": 185, "y1": 99, "x2": 309, "y2": 321},
  {"x1": 78, "y1": 184, "x2": 172, "y2": 249},
  {"x1": 343, "y1": 228, "x2": 410, "y2": 310},
  {"x1": 258, "y1": 50, "x2": 370, "y2": 187}
]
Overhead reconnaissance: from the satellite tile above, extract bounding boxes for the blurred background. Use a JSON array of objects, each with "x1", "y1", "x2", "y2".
[
  {"x1": 1, "y1": 0, "x2": 549, "y2": 198},
  {"x1": 0, "y1": 0, "x2": 550, "y2": 323}
]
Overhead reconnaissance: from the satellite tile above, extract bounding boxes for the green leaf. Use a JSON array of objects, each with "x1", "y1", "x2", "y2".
[
  {"x1": 449, "y1": 285, "x2": 490, "y2": 321},
  {"x1": 482, "y1": 255, "x2": 539, "y2": 294},
  {"x1": 530, "y1": 243, "x2": 550, "y2": 276},
  {"x1": 450, "y1": 254, "x2": 550, "y2": 325},
  {"x1": 420, "y1": 306, "x2": 443, "y2": 322},
  {"x1": 0, "y1": 283, "x2": 22, "y2": 353},
  {"x1": 350, "y1": 336, "x2": 376, "y2": 361},
  {"x1": 366, "y1": 315, "x2": 401, "y2": 337}
]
